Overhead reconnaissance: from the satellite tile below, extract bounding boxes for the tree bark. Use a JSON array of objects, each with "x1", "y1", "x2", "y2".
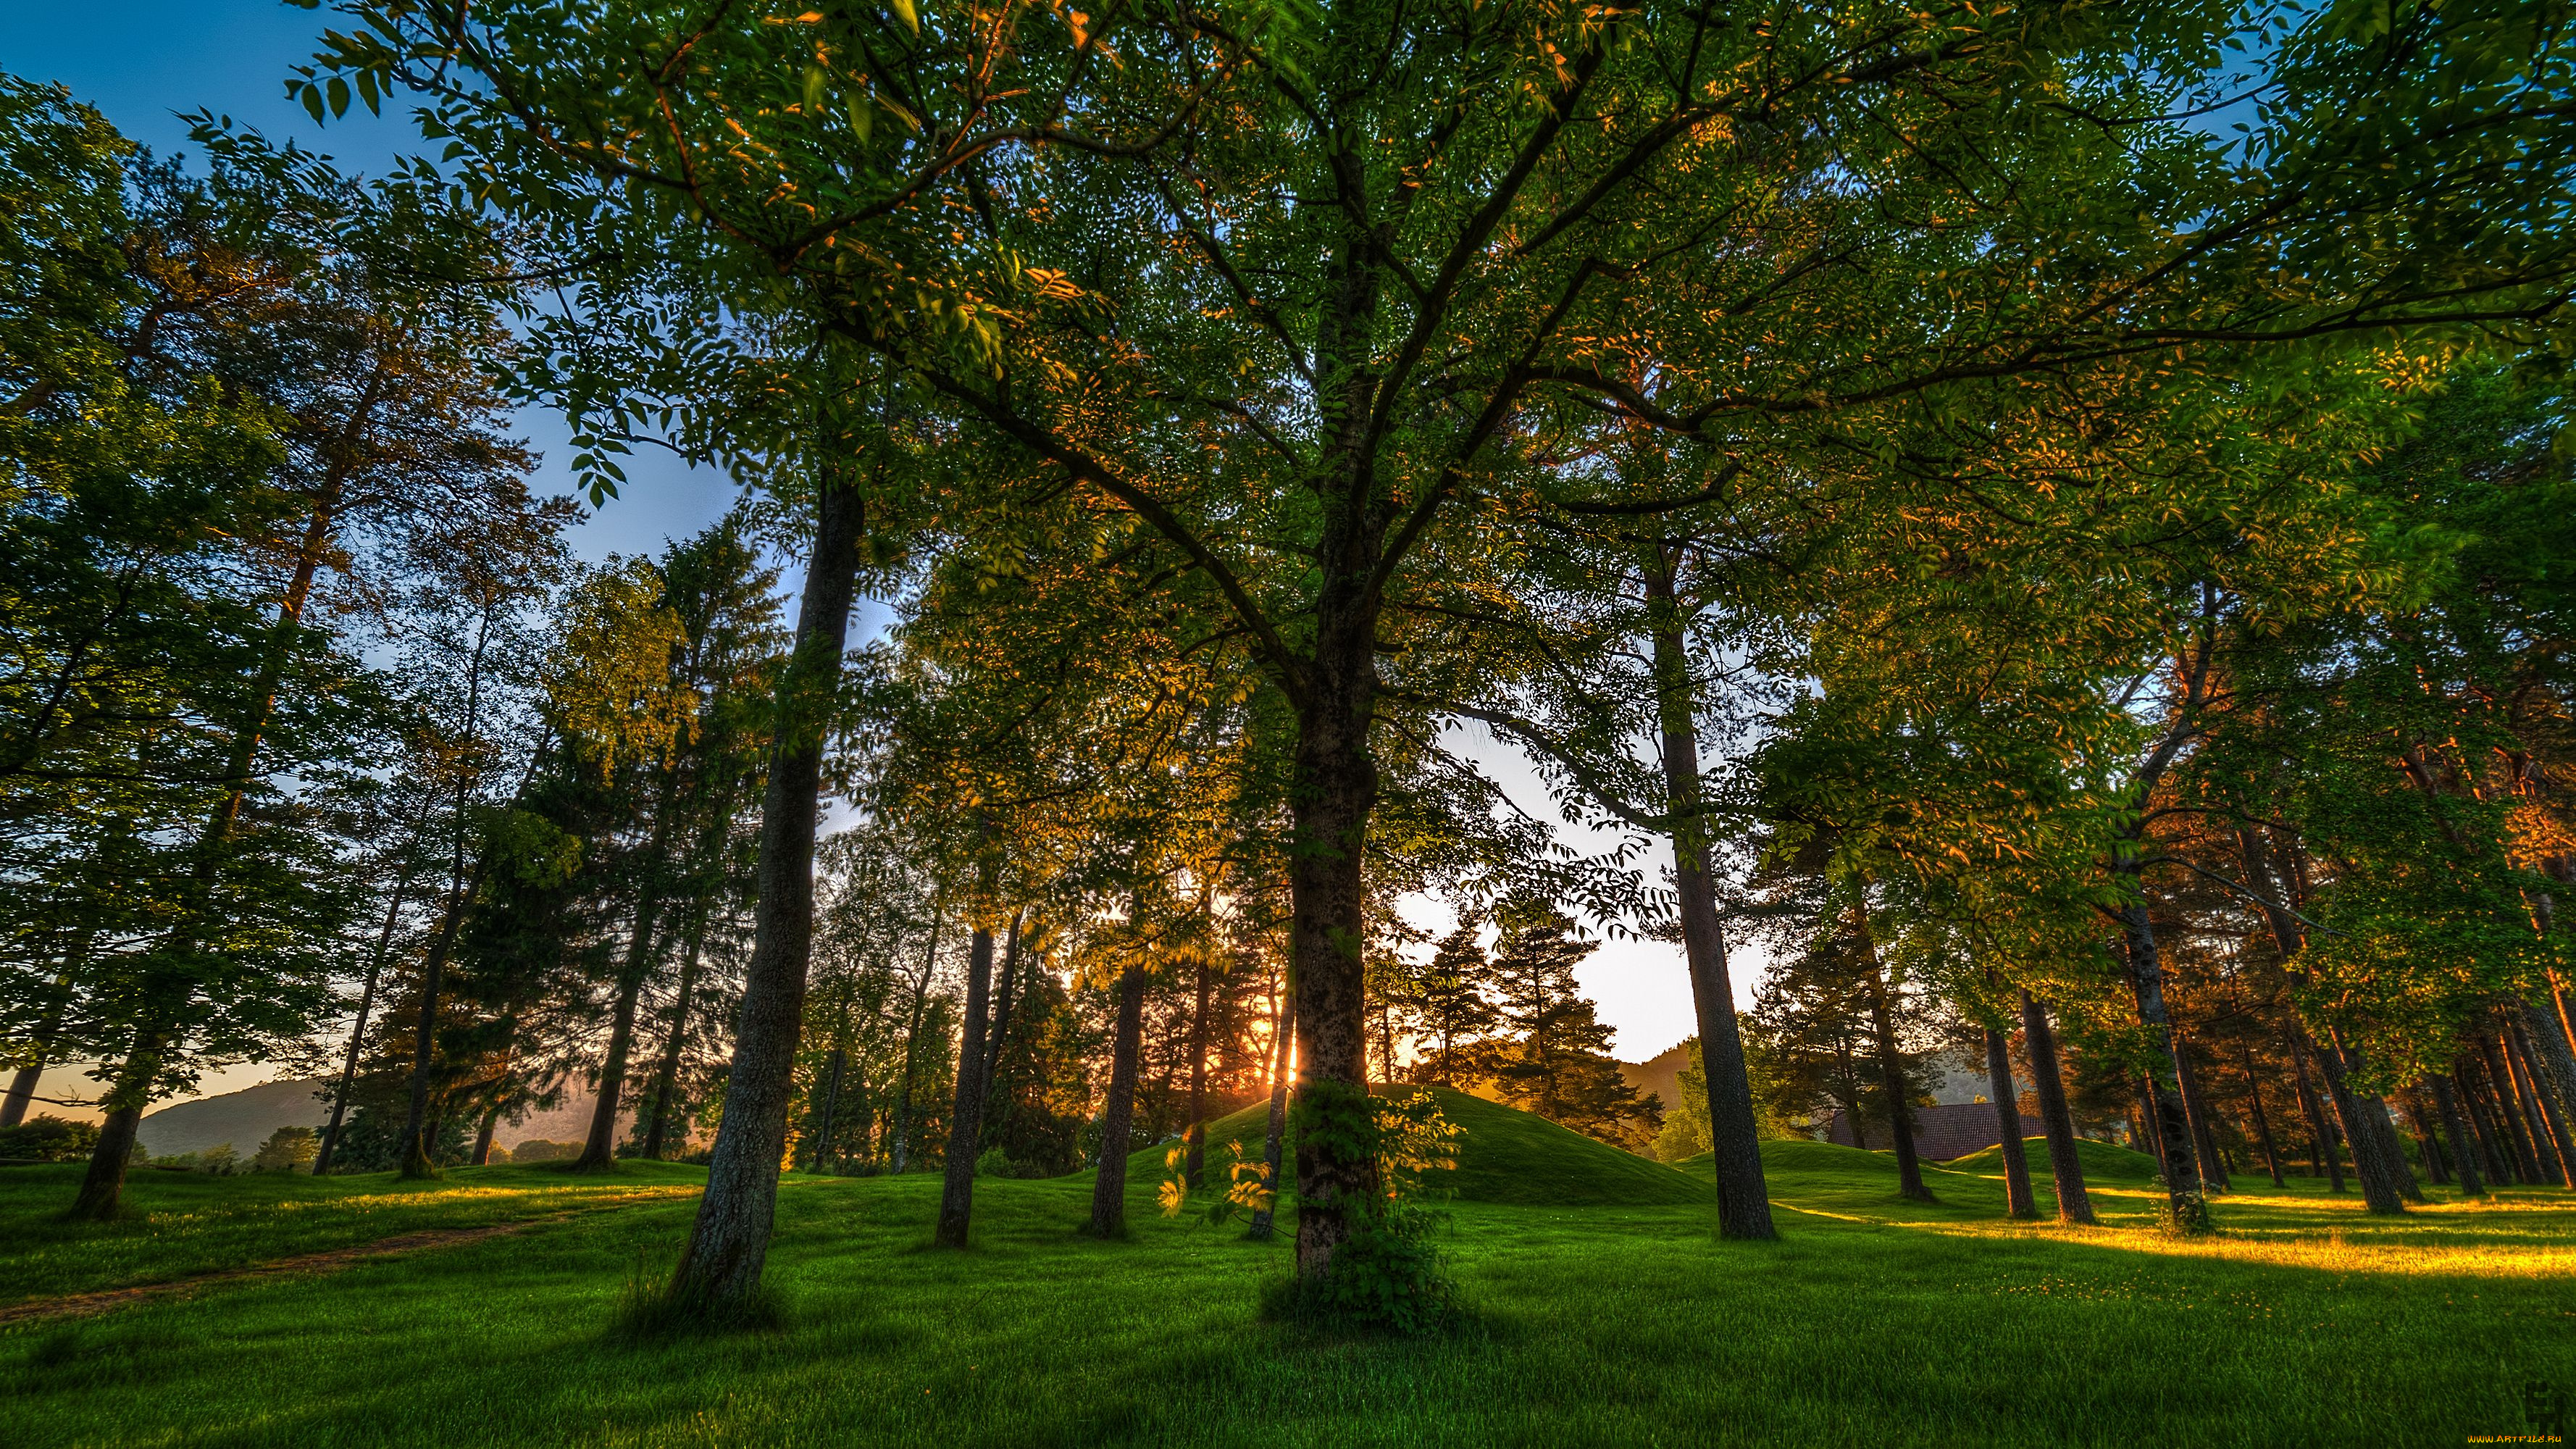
[
  {"x1": 2017, "y1": 992, "x2": 2095, "y2": 1224},
  {"x1": 935, "y1": 921, "x2": 998, "y2": 1248},
  {"x1": 1, "y1": 950, "x2": 81, "y2": 1130},
  {"x1": 399, "y1": 604, "x2": 501, "y2": 1180},
  {"x1": 2504, "y1": 1017, "x2": 2573, "y2": 1186},
  {"x1": 2286, "y1": 1032, "x2": 2344, "y2": 1189},
  {"x1": 2512, "y1": 1008, "x2": 2576, "y2": 1187},
  {"x1": 2172, "y1": 1033, "x2": 2231, "y2": 1193},
  {"x1": 1182, "y1": 954, "x2": 1213, "y2": 1187},
  {"x1": 1249, "y1": 982, "x2": 1295, "y2": 1243},
  {"x1": 1642, "y1": 559, "x2": 1773, "y2": 1239},
  {"x1": 315, "y1": 851, "x2": 421, "y2": 1173},
  {"x1": 577, "y1": 788, "x2": 674, "y2": 1172},
  {"x1": 471, "y1": 1102, "x2": 501, "y2": 1166},
  {"x1": 2459, "y1": 1052, "x2": 2518, "y2": 1184},
  {"x1": 888, "y1": 903, "x2": 942, "y2": 1174},
  {"x1": 664, "y1": 469, "x2": 863, "y2": 1313},
  {"x1": 2430, "y1": 1072, "x2": 2485, "y2": 1198},
  {"x1": 1087, "y1": 964, "x2": 1150, "y2": 1238},
  {"x1": 1984, "y1": 1027, "x2": 2036, "y2": 1220},
  {"x1": 811, "y1": 1044, "x2": 846, "y2": 1173},
  {"x1": 1852, "y1": 909, "x2": 1932, "y2": 1203},
  {"x1": 2114, "y1": 901, "x2": 2207, "y2": 1222},
  {"x1": 2235, "y1": 1040, "x2": 2286, "y2": 1188},
  {"x1": 642, "y1": 912, "x2": 708, "y2": 1161},
  {"x1": 1286, "y1": 627, "x2": 1383, "y2": 1279}
]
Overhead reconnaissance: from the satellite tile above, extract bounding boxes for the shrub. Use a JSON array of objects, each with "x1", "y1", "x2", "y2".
[
  {"x1": 509, "y1": 1138, "x2": 580, "y2": 1164},
  {"x1": 0, "y1": 1114, "x2": 99, "y2": 1162},
  {"x1": 251, "y1": 1126, "x2": 319, "y2": 1173},
  {"x1": 154, "y1": 1143, "x2": 241, "y2": 1174}
]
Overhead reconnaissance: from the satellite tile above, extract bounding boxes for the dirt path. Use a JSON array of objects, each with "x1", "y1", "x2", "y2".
[{"x1": 0, "y1": 1187, "x2": 700, "y2": 1329}]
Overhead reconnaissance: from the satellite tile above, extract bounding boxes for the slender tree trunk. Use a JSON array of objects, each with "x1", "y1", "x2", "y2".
[
  {"x1": 1985, "y1": 1027, "x2": 2035, "y2": 1220},
  {"x1": 812, "y1": 1045, "x2": 846, "y2": 1173},
  {"x1": 643, "y1": 913, "x2": 708, "y2": 1161},
  {"x1": 664, "y1": 469, "x2": 864, "y2": 1314},
  {"x1": 1182, "y1": 955, "x2": 1213, "y2": 1187},
  {"x1": 2400, "y1": 1088, "x2": 2446, "y2": 1184},
  {"x1": 1852, "y1": 909, "x2": 1931, "y2": 1203},
  {"x1": 1249, "y1": 984, "x2": 1295, "y2": 1243},
  {"x1": 2173, "y1": 1034, "x2": 2231, "y2": 1193},
  {"x1": 888, "y1": 905, "x2": 942, "y2": 1174},
  {"x1": 2236, "y1": 1040, "x2": 2286, "y2": 1187},
  {"x1": 2431, "y1": 1073, "x2": 2485, "y2": 1199},
  {"x1": 400, "y1": 604, "x2": 501, "y2": 1180},
  {"x1": 2017, "y1": 992, "x2": 2094, "y2": 1224},
  {"x1": 2510, "y1": 1010, "x2": 2576, "y2": 1186},
  {"x1": 2286, "y1": 1032, "x2": 2344, "y2": 1190},
  {"x1": 935, "y1": 922, "x2": 998, "y2": 1248},
  {"x1": 577, "y1": 790, "x2": 674, "y2": 1172},
  {"x1": 1, "y1": 950, "x2": 82, "y2": 1129},
  {"x1": 471, "y1": 1103, "x2": 502, "y2": 1166},
  {"x1": 2460, "y1": 1053, "x2": 2518, "y2": 1184},
  {"x1": 2113, "y1": 898, "x2": 2207, "y2": 1224},
  {"x1": 2477, "y1": 1028, "x2": 2546, "y2": 1182},
  {"x1": 1087, "y1": 964, "x2": 1149, "y2": 1238},
  {"x1": 2503, "y1": 1019, "x2": 2572, "y2": 1186},
  {"x1": 315, "y1": 853, "x2": 421, "y2": 1174},
  {"x1": 1642, "y1": 561, "x2": 1773, "y2": 1239}
]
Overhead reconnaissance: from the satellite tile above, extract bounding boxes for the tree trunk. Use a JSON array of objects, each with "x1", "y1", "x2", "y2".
[
  {"x1": 1087, "y1": 964, "x2": 1149, "y2": 1238},
  {"x1": 2477, "y1": 1027, "x2": 2546, "y2": 1182},
  {"x1": 889, "y1": 904, "x2": 943, "y2": 1174},
  {"x1": 400, "y1": 605, "x2": 502, "y2": 1181},
  {"x1": 1642, "y1": 561, "x2": 1773, "y2": 1239},
  {"x1": 1249, "y1": 984, "x2": 1295, "y2": 1243},
  {"x1": 2504, "y1": 1018, "x2": 2573, "y2": 1186},
  {"x1": 471, "y1": 1103, "x2": 501, "y2": 1166},
  {"x1": 577, "y1": 792, "x2": 674, "y2": 1172},
  {"x1": 1286, "y1": 632, "x2": 1383, "y2": 1280},
  {"x1": 2459, "y1": 1052, "x2": 2518, "y2": 1184},
  {"x1": 664, "y1": 469, "x2": 863, "y2": 1314},
  {"x1": 811, "y1": 1045, "x2": 846, "y2": 1173},
  {"x1": 2511, "y1": 1009, "x2": 2576, "y2": 1187},
  {"x1": 1, "y1": 951, "x2": 80, "y2": 1130},
  {"x1": 2016, "y1": 992, "x2": 2094, "y2": 1224},
  {"x1": 2172, "y1": 1034, "x2": 2231, "y2": 1193},
  {"x1": 2400, "y1": 1088, "x2": 2446, "y2": 1185},
  {"x1": 2113, "y1": 900, "x2": 2207, "y2": 1224},
  {"x1": 1853, "y1": 909, "x2": 1932, "y2": 1203},
  {"x1": 2286, "y1": 1032, "x2": 2344, "y2": 1189},
  {"x1": 1985, "y1": 1027, "x2": 2035, "y2": 1220},
  {"x1": 2135, "y1": 1075, "x2": 2167, "y2": 1177},
  {"x1": 1182, "y1": 954, "x2": 1213, "y2": 1187},
  {"x1": 935, "y1": 922, "x2": 998, "y2": 1248},
  {"x1": 2430, "y1": 1073, "x2": 2485, "y2": 1198},
  {"x1": 315, "y1": 859, "x2": 419, "y2": 1174},
  {"x1": 2236, "y1": 1040, "x2": 2286, "y2": 1188},
  {"x1": 642, "y1": 913, "x2": 708, "y2": 1161}
]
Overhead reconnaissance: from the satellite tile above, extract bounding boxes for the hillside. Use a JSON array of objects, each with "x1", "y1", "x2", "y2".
[
  {"x1": 1945, "y1": 1135, "x2": 2162, "y2": 1182},
  {"x1": 1617, "y1": 1040, "x2": 1689, "y2": 1113},
  {"x1": 1129, "y1": 1083, "x2": 1705, "y2": 1207},
  {"x1": 133, "y1": 1079, "x2": 628, "y2": 1158}
]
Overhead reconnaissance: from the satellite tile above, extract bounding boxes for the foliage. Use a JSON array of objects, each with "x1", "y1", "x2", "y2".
[
  {"x1": 0, "y1": 1115, "x2": 96, "y2": 1162},
  {"x1": 248, "y1": 1127, "x2": 317, "y2": 1174}
]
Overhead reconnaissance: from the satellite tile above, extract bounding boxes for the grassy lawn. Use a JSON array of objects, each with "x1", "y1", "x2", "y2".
[
  {"x1": 4, "y1": 1128, "x2": 2571, "y2": 1448},
  {"x1": 0, "y1": 1161, "x2": 708, "y2": 1304}
]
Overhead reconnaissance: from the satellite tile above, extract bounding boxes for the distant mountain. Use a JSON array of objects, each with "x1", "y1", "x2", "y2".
[
  {"x1": 138, "y1": 1078, "x2": 330, "y2": 1156},
  {"x1": 1618, "y1": 1040, "x2": 1689, "y2": 1113},
  {"x1": 135, "y1": 1078, "x2": 632, "y2": 1158}
]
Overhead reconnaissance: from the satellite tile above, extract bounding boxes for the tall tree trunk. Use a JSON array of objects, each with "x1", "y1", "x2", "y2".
[
  {"x1": 1853, "y1": 908, "x2": 1932, "y2": 1203},
  {"x1": 1182, "y1": 955, "x2": 1213, "y2": 1187},
  {"x1": 2399, "y1": 1088, "x2": 2446, "y2": 1184},
  {"x1": 2502, "y1": 1019, "x2": 2572, "y2": 1186},
  {"x1": 399, "y1": 604, "x2": 501, "y2": 1181},
  {"x1": 2430, "y1": 1073, "x2": 2485, "y2": 1198},
  {"x1": 1286, "y1": 627, "x2": 1382, "y2": 1280},
  {"x1": 1249, "y1": 983, "x2": 1295, "y2": 1243},
  {"x1": 577, "y1": 788, "x2": 675, "y2": 1172},
  {"x1": 1087, "y1": 964, "x2": 1150, "y2": 1238},
  {"x1": 664, "y1": 469, "x2": 863, "y2": 1314},
  {"x1": 1642, "y1": 557, "x2": 1773, "y2": 1240},
  {"x1": 2136, "y1": 1074, "x2": 2169, "y2": 1178},
  {"x1": 2113, "y1": 898, "x2": 2207, "y2": 1224},
  {"x1": 888, "y1": 903, "x2": 942, "y2": 1174},
  {"x1": 2173, "y1": 1033, "x2": 2231, "y2": 1193},
  {"x1": 2460, "y1": 1052, "x2": 2519, "y2": 1184},
  {"x1": 2236, "y1": 1040, "x2": 2286, "y2": 1188},
  {"x1": 811, "y1": 1044, "x2": 847, "y2": 1173},
  {"x1": 71, "y1": 440, "x2": 367, "y2": 1216},
  {"x1": 1, "y1": 948, "x2": 83, "y2": 1129},
  {"x1": 642, "y1": 912, "x2": 708, "y2": 1161},
  {"x1": 2017, "y1": 992, "x2": 2095, "y2": 1224},
  {"x1": 471, "y1": 1102, "x2": 502, "y2": 1166},
  {"x1": 1984, "y1": 1027, "x2": 2035, "y2": 1220},
  {"x1": 2286, "y1": 1032, "x2": 2345, "y2": 1190},
  {"x1": 2323, "y1": 1031, "x2": 2417, "y2": 1211},
  {"x1": 315, "y1": 849, "x2": 422, "y2": 1174},
  {"x1": 2510, "y1": 1010, "x2": 2576, "y2": 1187},
  {"x1": 934, "y1": 922, "x2": 998, "y2": 1248},
  {"x1": 2477, "y1": 1028, "x2": 2546, "y2": 1182}
]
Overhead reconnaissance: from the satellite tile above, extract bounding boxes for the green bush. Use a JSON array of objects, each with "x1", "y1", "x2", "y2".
[
  {"x1": 0, "y1": 1114, "x2": 99, "y2": 1161},
  {"x1": 507, "y1": 1139, "x2": 580, "y2": 1164},
  {"x1": 251, "y1": 1126, "x2": 318, "y2": 1173},
  {"x1": 153, "y1": 1143, "x2": 241, "y2": 1174}
]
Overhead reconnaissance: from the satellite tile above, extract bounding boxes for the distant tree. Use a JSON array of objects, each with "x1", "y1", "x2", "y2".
[
  {"x1": 251, "y1": 1125, "x2": 317, "y2": 1173},
  {"x1": 1403, "y1": 924, "x2": 1499, "y2": 1088},
  {"x1": 1484, "y1": 904, "x2": 1660, "y2": 1151}
]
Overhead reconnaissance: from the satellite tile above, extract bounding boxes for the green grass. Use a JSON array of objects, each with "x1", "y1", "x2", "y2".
[
  {"x1": 0, "y1": 1161, "x2": 706, "y2": 1304},
  {"x1": 3, "y1": 1106, "x2": 2573, "y2": 1447},
  {"x1": 1136, "y1": 1085, "x2": 1704, "y2": 1206},
  {"x1": 1944, "y1": 1135, "x2": 2163, "y2": 1184}
]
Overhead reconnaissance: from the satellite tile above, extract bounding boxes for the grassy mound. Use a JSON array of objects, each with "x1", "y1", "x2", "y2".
[
  {"x1": 1128, "y1": 1084, "x2": 1705, "y2": 1207},
  {"x1": 1945, "y1": 1136, "x2": 2162, "y2": 1183}
]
